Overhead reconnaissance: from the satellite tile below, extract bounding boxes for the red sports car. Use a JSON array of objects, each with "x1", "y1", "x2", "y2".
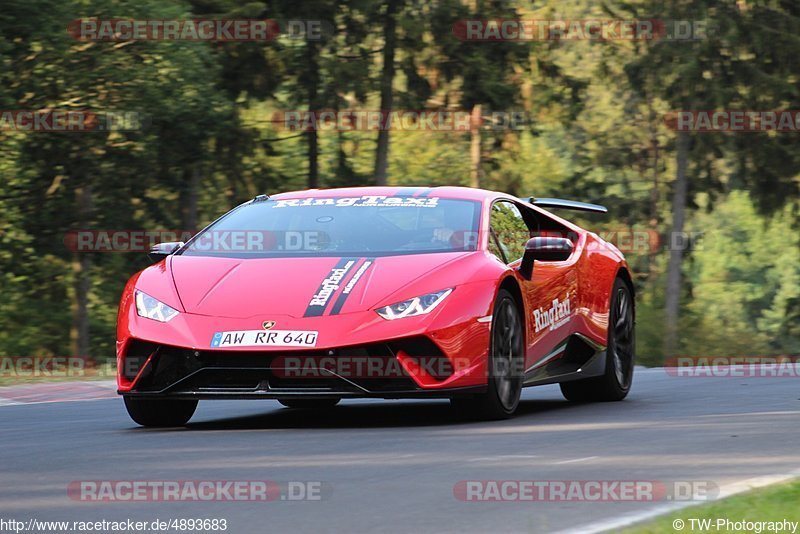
[{"x1": 117, "y1": 186, "x2": 635, "y2": 426}]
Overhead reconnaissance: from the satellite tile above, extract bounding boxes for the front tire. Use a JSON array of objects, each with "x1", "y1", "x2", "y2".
[
  {"x1": 123, "y1": 397, "x2": 198, "y2": 427},
  {"x1": 560, "y1": 277, "x2": 635, "y2": 402},
  {"x1": 278, "y1": 398, "x2": 341, "y2": 409},
  {"x1": 451, "y1": 288, "x2": 524, "y2": 419}
]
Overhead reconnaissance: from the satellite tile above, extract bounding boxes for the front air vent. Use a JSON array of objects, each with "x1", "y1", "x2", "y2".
[{"x1": 121, "y1": 340, "x2": 159, "y2": 380}]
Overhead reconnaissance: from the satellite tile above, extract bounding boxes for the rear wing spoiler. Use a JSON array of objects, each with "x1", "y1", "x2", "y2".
[{"x1": 520, "y1": 197, "x2": 608, "y2": 214}]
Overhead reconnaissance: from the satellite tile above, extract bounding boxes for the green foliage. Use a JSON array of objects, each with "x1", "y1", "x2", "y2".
[
  {"x1": 0, "y1": 0, "x2": 798, "y2": 368},
  {"x1": 682, "y1": 191, "x2": 800, "y2": 356}
]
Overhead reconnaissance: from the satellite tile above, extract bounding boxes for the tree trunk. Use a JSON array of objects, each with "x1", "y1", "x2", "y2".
[
  {"x1": 469, "y1": 104, "x2": 482, "y2": 188},
  {"x1": 72, "y1": 184, "x2": 92, "y2": 358},
  {"x1": 373, "y1": 0, "x2": 400, "y2": 185},
  {"x1": 306, "y1": 41, "x2": 319, "y2": 189},
  {"x1": 664, "y1": 130, "x2": 689, "y2": 358},
  {"x1": 184, "y1": 164, "x2": 200, "y2": 233},
  {"x1": 647, "y1": 98, "x2": 660, "y2": 227}
]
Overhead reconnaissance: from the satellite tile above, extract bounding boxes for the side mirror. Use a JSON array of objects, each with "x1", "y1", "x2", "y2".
[
  {"x1": 148, "y1": 241, "x2": 184, "y2": 263},
  {"x1": 519, "y1": 237, "x2": 573, "y2": 279}
]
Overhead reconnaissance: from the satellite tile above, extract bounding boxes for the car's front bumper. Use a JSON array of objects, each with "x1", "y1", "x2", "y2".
[
  {"x1": 117, "y1": 307, "x2": 495, "y2": 400},
  {"x1": 117, "y1": 338, "x2": 489, "y2": 399},
  {"x1": 116, "y1": 280, "x2": 499, "y2": 398}
]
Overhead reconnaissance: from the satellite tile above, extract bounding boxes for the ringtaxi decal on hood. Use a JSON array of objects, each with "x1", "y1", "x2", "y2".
[
  {"x1": 303, "y1": 258, "x2": 376, "y2": 317},
  {"x1": 329, "y1": 259, "x2": 373, "y2": 315},
  {"x1": 304, "y1": 258, "x2": 356, "y2": 317}
]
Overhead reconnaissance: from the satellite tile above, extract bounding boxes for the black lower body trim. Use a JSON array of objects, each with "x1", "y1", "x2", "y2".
[
  {"x1": 523, "y1": 334, "x2": 607, "y2": 386},
  {"x1": 120, "y1": 385, "x2": 486, "y2": 401}
]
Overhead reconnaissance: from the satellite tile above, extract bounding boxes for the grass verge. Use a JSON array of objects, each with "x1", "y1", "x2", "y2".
[{"x1": 624, "y1": 479, "x2": 800, "y2": 533}]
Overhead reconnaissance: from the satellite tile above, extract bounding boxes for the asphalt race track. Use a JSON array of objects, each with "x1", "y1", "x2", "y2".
[{"x1": 1, "y1": 367, "x2": 799, "y2": 533}]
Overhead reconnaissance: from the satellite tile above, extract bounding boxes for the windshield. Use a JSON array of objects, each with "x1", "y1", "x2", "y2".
[{"x1": 180, "y1": 195, "x2": 481, "y2": 258}]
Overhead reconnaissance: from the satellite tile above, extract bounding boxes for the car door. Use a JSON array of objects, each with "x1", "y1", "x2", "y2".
[{"x1": 487, "y1": 200, "x2": 578, "y2": 372}]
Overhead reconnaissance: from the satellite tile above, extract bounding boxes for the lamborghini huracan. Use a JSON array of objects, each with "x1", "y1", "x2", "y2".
[{"x1": 117, "y1": 186, "x2": 635, "y2": 426}]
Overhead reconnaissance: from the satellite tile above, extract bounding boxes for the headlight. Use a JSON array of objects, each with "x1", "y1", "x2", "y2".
[
  {"x1": 376, "y1": 288, "x2": 452, "y2": 320},
  {"x1": 135, "y1": 290, "x2": 179, "y2": 322}
]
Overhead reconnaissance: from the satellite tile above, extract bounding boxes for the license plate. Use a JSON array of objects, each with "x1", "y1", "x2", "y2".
[{"x1": 210, "y1": 330, "x2": 318, "y2": 348}]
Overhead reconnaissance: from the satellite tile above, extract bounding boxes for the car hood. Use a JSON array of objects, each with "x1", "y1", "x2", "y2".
[{"x1": 168, "y1": 252, "x2": 472, "y2": 319}]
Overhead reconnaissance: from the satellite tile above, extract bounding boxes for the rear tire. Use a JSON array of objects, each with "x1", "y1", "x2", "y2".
[
  {"x1": 560, "y1": 277, "x2": 634, "y2": 402},
  {"x1": 123, "y1": 397, "x2": 198, "y2": 427},
  {"x1": 278, "y1": 398, "x2": 341, "y2": 409},
  {"x1": 451, "y1": 288, "x2": 524, "y2": 420}
]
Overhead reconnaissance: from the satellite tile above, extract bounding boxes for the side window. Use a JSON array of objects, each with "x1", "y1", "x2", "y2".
[{"x1": 489, "y1": 201, "x2": 531, "y2": 263}]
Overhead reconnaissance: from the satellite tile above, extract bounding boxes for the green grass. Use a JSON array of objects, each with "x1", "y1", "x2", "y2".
[{"x1": 625, "y1": 480, "x2": 800, "y2": 533}]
